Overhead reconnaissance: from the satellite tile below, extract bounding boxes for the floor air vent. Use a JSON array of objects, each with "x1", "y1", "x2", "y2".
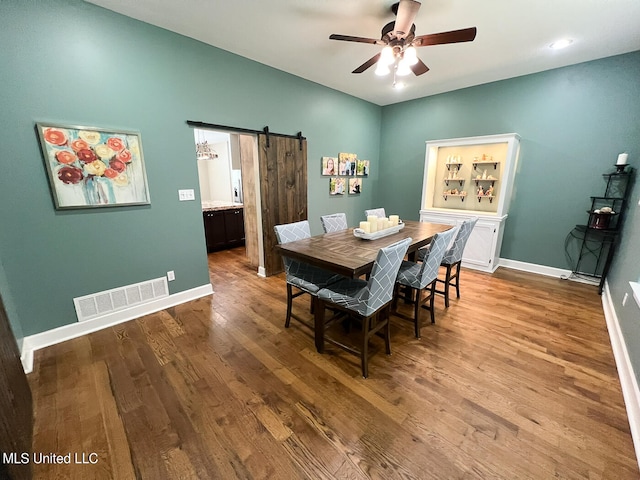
[{"x1": 73, "y1": 277, "x2": 169, "y2": 322}]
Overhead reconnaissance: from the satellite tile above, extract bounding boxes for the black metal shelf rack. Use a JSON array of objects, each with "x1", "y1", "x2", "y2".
[{"x1": 570, "y1": 165, "x2": 633, "y2": 293}]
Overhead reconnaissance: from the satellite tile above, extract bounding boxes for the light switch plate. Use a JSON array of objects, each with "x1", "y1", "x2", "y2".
[{"x1": 178, "y1": 189, "x2": 195, "y2": 201}]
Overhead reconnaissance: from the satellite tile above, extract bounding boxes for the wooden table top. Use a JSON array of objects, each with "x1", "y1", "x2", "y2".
[{"x1": 275, "y1": 220, "x2": 453, "y2": 278}]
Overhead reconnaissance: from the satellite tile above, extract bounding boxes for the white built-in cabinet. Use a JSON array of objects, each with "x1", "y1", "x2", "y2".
[{"x1": 420, "y1": 133, "x2": 520, "y2": 273}]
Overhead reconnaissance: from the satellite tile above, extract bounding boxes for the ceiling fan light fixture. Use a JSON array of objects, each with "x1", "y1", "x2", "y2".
[
  {"x1": 380, "y1": 45, "x2": 395, "y2": 65},
  {"x1": 375, "y1": 62, "x2": 391, "y2": 76},
  {"x1": 403, "y1": 46, "x2": 419, "y2": 65},
  {"x1": 396, "y1": 58, "x2": 412, "y2": 76}
]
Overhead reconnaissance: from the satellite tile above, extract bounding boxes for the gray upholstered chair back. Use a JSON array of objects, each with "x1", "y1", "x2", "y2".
[
  {"x1": 442, "y1": 217, "x2": 478, "y2": 264},
  {"x1": 413, "y1": 228, "x2": 457, "y2": 287},
  {"x1": 320, "y1": 213, "x2": 348, "y2": 233},
  {"x1": 359, "y1": 237, "x2": 411, "y2": 316},
  {"x1": 364, "y1": 208, "x2": 386, "y2": 218},
  {"x1": 274, "y1": 220, "x2": 311, "y2": 275}
]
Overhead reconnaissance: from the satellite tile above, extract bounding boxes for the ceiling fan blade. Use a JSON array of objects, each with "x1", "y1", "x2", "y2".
[
  {"x1": 414, "y1": 27, "x2": 477, "y2": 47},
  {"x1": 410, "y1": 58, "x2": 429, "y2": 76},
  {"x1": 352, "y1": 53, "x2": 381, "y2": 74},
  {"x1": 393, "y1": 0, "x2": 421, "y2": 39},
  {"x1": 329, "y1": 34, "x2": 382, "y2": 45}
]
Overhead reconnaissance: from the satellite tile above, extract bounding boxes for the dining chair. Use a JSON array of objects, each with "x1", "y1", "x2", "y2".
[
  {"x1": 435, "y1": 217, "x2": 478, "y2": 307},
  {"x1": 320, "y1": 213, "x2": 348, "y2": 233},
  {"x1": 364, "y1": 208, "x2": 386, "y2": 218},
  {"x1": 393, "y1": 227, "x2": 457, "y2": 337},
  {"x1": 274, "y1": 220, "x2": 343, "y2": 329},
  {"x1": 315, "y1": 237, "x2": 411, "y2": 378}
]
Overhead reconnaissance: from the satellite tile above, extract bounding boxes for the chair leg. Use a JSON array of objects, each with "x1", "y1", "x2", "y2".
[
  {"x1": 309, "y1": 294, "x2": 315, "y2": 314},
  {"x1": 454, "y1": 261, "x2": 462, "y2": 299},
  {"x1": 413, "y1": 287, "x2": 421, "y2": 338},
  {"x1": 361, "y1": 316, "x2": 370, "y2": 378},
  {"x1": 443, "y1": 264, "x2": 453, "y2": 308},
  {"x1": 391, "y1": 284, "x2": 399, "y2": 312},
  {"x1": 382, "y1": 306, "x2": 391, "y2": 355},
  {"x1": 429, "y1": 283, "x2": 436, "y2": 324},
  {"x1": 314, "y1": 299, "x2": 326, "y2": 353},
  {"x1": 285, "y1": 284, "x2": 294, "y2": 328}
]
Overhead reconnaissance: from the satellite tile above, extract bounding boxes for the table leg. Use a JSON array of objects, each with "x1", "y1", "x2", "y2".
[{"x1": 314, "y1": 298, "x2": 325, "y2": 353}]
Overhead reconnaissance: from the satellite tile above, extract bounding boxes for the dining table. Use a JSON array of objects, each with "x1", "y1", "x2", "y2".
[{"x1": 275, "y1": 220, "x2": 453, "y2": 352}]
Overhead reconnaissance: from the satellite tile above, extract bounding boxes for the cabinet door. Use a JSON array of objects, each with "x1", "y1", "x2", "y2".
[
  {"x1": 463, "y1": 221, "x2": 497, "y2": 269},
  {"x1": 224, "y1": 209, "x2": 245, "y2": 246},
  {"x1": 204, "y1": 211, "x2": 227, "y2": 251}
]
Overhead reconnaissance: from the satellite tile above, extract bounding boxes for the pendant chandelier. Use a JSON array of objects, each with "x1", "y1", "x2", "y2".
[{"x1": 195, "y1": 130, "x2": 218, "y2": 160}]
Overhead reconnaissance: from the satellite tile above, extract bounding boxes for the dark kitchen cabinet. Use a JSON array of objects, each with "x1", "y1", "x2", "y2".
[
  {"x1": 203, "y1": 208, "x2": 245, "y2": 251},
  {"x1": 224, "y1": 208, "x2": 245, "y2": 245}
]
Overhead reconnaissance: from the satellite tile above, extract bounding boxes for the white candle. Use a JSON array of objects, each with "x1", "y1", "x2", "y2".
[
  {"x1": 617, "y1": 153, "x2": 628, "y2": 165},
  {"x1": 367, "y1": 216, "x2": 378, "y2": 232},
  {"x1": 389, "y1": 215, "x2": 399, "y2": 226},
  {"x1": 377, "y1": 218, "x2": 385, "y2": 231},
  {"x1": 359, "y1": 221, "x2": 371, "y2": 233}
]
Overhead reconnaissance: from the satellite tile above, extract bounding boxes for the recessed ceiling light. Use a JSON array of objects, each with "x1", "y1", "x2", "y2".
[{"x1": 549, "y1": 38, "x2": 573, "y2": 50}]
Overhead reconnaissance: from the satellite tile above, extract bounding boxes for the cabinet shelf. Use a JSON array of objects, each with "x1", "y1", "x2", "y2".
[
  {"x1": 474, "y1": 178, "x2": 497, "y2": 186},
  {"x1": 477, "y1": 195, "x2": 494, "y2": 203},
  {"x1": 445, "y1": 162, "x2": 463, "y2": 171},
  {"x1": 444, "y1": 178, "x2": 465, "y2": 186},
  {"x1": 442, "y1": 193, "x2": 467, "y2": 202},
  {"x1": 473, "y1": 161, "x2": 498, "y2": 170}
]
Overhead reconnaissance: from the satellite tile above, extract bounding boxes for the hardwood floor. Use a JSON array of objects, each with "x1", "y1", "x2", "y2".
[{"x1": 29, "y1": 247, "x2": 639, "y2": 479}]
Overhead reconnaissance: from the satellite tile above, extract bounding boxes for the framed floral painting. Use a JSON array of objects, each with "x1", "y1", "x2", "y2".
[{"x1": 36, "y1": 123, "x2": 150, "y2": 209}]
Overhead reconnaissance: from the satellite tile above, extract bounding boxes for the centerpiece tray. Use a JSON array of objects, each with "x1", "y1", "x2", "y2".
[{"x1": 353, "y1": 222, "x2": 404, "y2": 240}]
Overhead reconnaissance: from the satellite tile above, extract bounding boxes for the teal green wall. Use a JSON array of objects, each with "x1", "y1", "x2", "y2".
[
  {"x1": 379, "y1": 51, "x2": 640, "y2": 376},
  {"x1": 0, "y1": 256, "x2": 24, "y2": 349},
  {"x1": 608, "y1": 175, "x2": 640, "y2": 376},
  {"x1": 380, "y1": 51, "x2": 640, "y2": 267},
  {"x1": 0, "y1": 0, "x2": 380, "y2": 336}
]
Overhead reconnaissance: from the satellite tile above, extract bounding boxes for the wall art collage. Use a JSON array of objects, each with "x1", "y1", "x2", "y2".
[{"x1": 321, "y1": 152, "x2": 369, "y2": 196}]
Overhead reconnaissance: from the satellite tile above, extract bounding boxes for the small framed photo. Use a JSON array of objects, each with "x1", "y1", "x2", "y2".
[
  {"x1": 329, "y1": 177, "x2": 345, "y2": 195},
  {"x1": 36, "y1": 123, "x2": 150, "y2": 209},
  {"x1": 338, "y1": 152, "x2": 357, "y2": 176},
  {"x1": 349, "y1": 178, "x2": 362, "y2": 195},
  {"x1": 357, "y1": 159, "x2": 370, "y2": 176},
  {"x1": 321, "y1": 156, "x2": 337, "y2": 176}
]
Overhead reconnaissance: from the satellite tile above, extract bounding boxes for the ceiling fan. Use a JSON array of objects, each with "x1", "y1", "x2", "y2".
[{"x1": 329, "y1": 0, "x2": 476, "y2": 79}]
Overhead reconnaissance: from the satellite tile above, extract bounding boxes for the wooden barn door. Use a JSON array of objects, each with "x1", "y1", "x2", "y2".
[
  {"x1": 0, "y1": 294, "x2": 32, "y2": 480},
  {"x1": 258, "y1": 133, "x2": 307, "y2": 276}
]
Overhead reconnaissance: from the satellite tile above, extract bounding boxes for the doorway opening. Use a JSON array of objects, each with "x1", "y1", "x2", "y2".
[{"x1": 193, "y1": 128, "x2": 263, "y2": 274}]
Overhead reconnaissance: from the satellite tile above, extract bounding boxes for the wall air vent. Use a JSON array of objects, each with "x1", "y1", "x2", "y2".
[{"x1": 73, "y1": 277, "x2": 169, "y2": 322}]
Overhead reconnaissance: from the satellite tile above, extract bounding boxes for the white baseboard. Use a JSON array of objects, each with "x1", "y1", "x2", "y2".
[
  {"x1": 602, "y1": 281, "x2": 640, "y2": 471},
  {"x1": 20, "y1": 283, "x2": 214, "y2": 374},
  {"x1": 498, "y1": 258, "x2": 572, "y2": 278},
  {"x1": 257, "y1": 266, "x2": 266, "y2": 278}
]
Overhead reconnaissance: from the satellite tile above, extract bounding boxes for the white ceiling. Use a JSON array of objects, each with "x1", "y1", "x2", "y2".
[{"x1": 86, "y1": 0, "x2": 640, "y2": 106}]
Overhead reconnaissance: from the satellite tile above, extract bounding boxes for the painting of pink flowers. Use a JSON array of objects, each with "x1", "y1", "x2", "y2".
[{"x1": 36, "y1": 123, "x2": 150, "y2": 209}]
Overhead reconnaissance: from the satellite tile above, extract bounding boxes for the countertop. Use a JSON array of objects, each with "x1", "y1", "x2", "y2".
[{"x1": 202, "y1": 202, "x2": 243, "y2": 212}]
